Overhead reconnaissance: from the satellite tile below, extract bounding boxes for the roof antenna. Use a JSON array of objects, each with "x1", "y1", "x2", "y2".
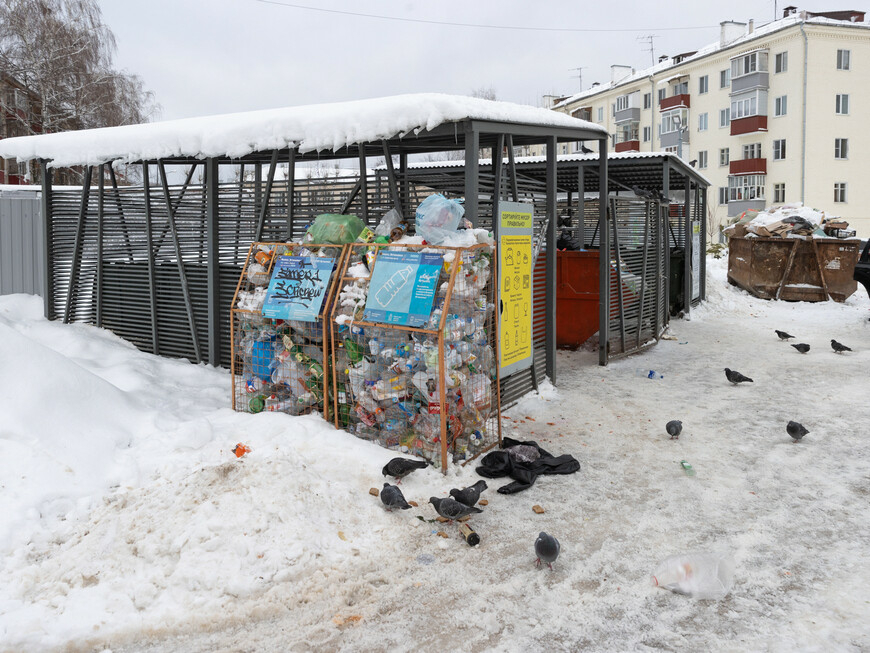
[
  {"x1": 637, "y1": 34, "x2": 658, "y2": 66},
  {"x1": 569, "y1": 66, "x2": 586, "y2": 92}
]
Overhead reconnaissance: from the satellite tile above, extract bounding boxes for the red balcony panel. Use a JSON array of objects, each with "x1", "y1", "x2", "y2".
[
  {"x1": 730, "y1": 115, "x2": 767, "y2": 135},
  {"x1": 614, "y1": 140, "x2": 640, "y2": 153},
  {"x1": 659, "y1": 94, "x2": 690, "y2": 110},
  {"x1": 730, "y1": 158, "x2": 767, "y2": 175}
]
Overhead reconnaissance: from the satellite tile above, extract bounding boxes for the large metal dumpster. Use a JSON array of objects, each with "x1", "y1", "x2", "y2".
[
  {"x1": 556, "y1": 250, "x2": 599, "y2": 347},
  {"x1": 728, "y1": 236, "x2": 859, "y2": 302}
]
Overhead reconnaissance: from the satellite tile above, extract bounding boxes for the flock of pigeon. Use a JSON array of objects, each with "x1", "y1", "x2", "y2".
[
  {"x1": 718, "y1": 330, "x2": 854, "y2": 443},
  {"x1": 378, "y1": 457, "x2": 561, "y2": 569}
]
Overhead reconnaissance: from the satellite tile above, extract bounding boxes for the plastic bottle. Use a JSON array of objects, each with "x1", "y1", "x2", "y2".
[
  {"x1": 635, "y1": 368, "x2": 664, "y2": 380},
  {"x1": 652, "y1": 553, "x2": 735, "y2": 599}
]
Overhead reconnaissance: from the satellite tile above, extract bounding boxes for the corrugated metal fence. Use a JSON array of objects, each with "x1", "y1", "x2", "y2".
[{"x1": 0, "y1": 189, "x2": 44, "y2": 296}]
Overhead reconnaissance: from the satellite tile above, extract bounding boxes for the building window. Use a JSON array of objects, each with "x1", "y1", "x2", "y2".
[
  {"x1": 836, "y1": 94, "x2": 849, "y2": 114},
  {"x1": 775, "y1": 51, "x2": 788, "y2": 73},
  {"x1": 673, "y1": 81, "x2": 688, "y2": 96},
  {"x1": 661, "y1": 108, "x2": 688, "y2": 134},
  {"x1": 612, "y1": 103, "x2": 616, "y2": 116},
  {"x1": 729, "y1": 174, "x2": 766, "y2": 201},
  {"x1": 773, "y1": 139, "x2": 786, "y2": 160},
  {"x1": 720, "y1": 69, "x2": 730, "y2": 88},
  {"x1": 616, "y1": 94, "x2": 630, "y2": 111},
  {"x1": 598, "y1": 106, "x2": 604, "y2": 121},
  {"x1": 643, "y1": 126, "x2": 651, "y2": 142},
  {"x1": 743, "y1": 143, "x2": 761, "y2": 159},
  {"x1": 719, "y1": 148, "x2": 730, "y2": 166},
  {"x1": 837, "y1": 49, "x2": 851, "y2": 70},
  {"x1": 774, "y1": 95, "x2": 787, "y2": 117},
  {"x1": 643, "y1": 92, "x2": 651, "y2": 109},
  {"x1": 834, "y1": 182, "x2": 847, "y2": 203},
  {"x1": 719, "y1": 108, "x2": 730, "y2": 127},
  {"x1": 698, "y1": 112, "x2": 708, "y2": 131},
  {"x1": 699, "y1": 75, "x2": 709, "y2": 94},
  {"x1": 731, "y1": 92, "x2": 760, "y2": 119},
  {"x1": 658, "y1": 88, "x2": 666, "y2": 103},
  {"x1": 698, "y1": 151, "x2": 708, "y2": 169},
  {"x1": 835, "y1": 138, "x2": 848, "y2": 159},
  {"x1": 731, "y1": 51, "x2": 768, "y2": 79},
  {"x1": 664, "y1": 145, "x2": 679, "y2": 154},
  {"x1": 718, "y1": 187, "x2": 729, "y2": 205},
  {"x1": 774, "y1": 183, "x2": 786, "y2": 203}
]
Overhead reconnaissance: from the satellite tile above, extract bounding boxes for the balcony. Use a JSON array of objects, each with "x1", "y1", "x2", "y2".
[
  {"x1": 615, "y1": 140, "x2": 640, "y2": 153},
  {"x1": 659, "y1": 94, "x2": 690, "y2": 110},
  {"x1": 730, "y1": 158, "x2": 767, "y2": 175},
  {"x1": 731, "y1": 115, "x2": 767, "y2": 135},
  {"x1": 614, "y1": 107, "x2": 640, "y2": 123}
]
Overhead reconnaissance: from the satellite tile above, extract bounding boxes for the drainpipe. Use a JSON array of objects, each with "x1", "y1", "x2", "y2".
[
  {"x1": 649, "y1": 75, "x2": 656, "y2": 151},
  {"x1": 799, "y1": 20, "x2": 808, "y2": 203}
]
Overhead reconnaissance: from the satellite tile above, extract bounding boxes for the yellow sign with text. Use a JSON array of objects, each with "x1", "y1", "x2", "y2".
[{"x1": 500, "y1": 234, "x2": 533, "y2": 369}]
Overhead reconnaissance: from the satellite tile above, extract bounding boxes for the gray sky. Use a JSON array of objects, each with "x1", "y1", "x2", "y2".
[{"x1": 97, "y1": 0, "x2": 861, "y2": 121}]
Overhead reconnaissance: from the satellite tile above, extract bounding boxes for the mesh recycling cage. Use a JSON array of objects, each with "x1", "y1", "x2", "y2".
[
  {"x1": 330, "y1": 242, "x2": 501, "y2": 472},
  {"x1": 230, "y1": 241, "x2": 347, "y2": 419}
]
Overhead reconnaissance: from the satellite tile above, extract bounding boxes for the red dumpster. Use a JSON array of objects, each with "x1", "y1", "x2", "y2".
[{"x1": 557, "y1": 250, "x2": 600, "y2": 347}]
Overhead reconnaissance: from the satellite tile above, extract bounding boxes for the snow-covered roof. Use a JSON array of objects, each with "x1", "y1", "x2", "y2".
[
  {"x1": 554, "y1": 14, "x2": 870, "y2": 109},
  {"x1": 0, "y1": 93, "x2": 605, "y2": 169}
]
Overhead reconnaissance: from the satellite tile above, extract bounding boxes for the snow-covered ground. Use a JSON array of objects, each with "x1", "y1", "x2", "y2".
[{"x1": 1, "y1": 256, "x2": 869, "y2": 652}]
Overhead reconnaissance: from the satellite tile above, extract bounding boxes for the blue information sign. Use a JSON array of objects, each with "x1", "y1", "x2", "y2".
[
  {"x1": 363, "y1": 250, "x2": 443, "y2": 326},
  {"x1": 261, "y1": 256, "x2": 335, "y2": 321}
]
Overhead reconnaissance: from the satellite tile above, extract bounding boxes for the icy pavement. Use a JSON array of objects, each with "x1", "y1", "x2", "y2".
[{"x1": 2, "y1": 257, "x2": 870, "y2": 652}]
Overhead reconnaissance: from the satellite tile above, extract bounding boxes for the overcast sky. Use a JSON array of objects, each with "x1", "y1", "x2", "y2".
[{"x1": 97, "y1": 0, "x2": 863, "y2": 121}]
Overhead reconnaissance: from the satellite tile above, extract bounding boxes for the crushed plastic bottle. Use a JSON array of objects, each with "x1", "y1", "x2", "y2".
[
  {"x1": 652, "y1": 553, "x2": 735, "y2": 599},
  {"x1": 635, "y1": 368, "x2": 664, "y2": 380}
]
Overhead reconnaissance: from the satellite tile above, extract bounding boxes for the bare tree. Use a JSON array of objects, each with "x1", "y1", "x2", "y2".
[{"x1": 0, "y1": 0, "x2": 158, "y2": 179}]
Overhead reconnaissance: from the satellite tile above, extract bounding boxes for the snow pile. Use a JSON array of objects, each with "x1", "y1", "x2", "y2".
[
  {"x1": 0, "y1": 94, "x2": 604, "y2": 168},
  {"x1": 748, "y1": 202, "x2": 826, "y2": 229}
]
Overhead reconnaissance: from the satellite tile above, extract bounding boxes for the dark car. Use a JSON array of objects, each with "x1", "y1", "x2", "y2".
[{"x1": 855, "y1": 238, "x2": 870, "y2": 301}]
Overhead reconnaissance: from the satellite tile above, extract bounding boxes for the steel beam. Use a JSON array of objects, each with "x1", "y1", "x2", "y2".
[
  {"x1": 142, "y1": 162, "x2": 160, "y2": 355},
  {"x1": 491, "y1": 134, "x2": 504, "y2": 238},
  {"x1": 206, "y1": 157, "x2": 220, "y2": 366},
  {"x1": 464, "y1": 124, "x2": 480, "y2": 227},
  {"x1": 577, "y1": 165, "x2": 585, "y2": 246},
  {"x1": 683, "y1": 176, "x2": 692, "y2": 318},
  {"x1": 63, "y1": 165, "x2": 92, "y2": 324},
  {"x1": 39, "y1": 160, "x2": 53, "y2": 320},
  {"x1": 158, "y1": 160, "x2": 202, "y2": 363},
  {"x1": 380, "y1": 140, "x2": 403, "y2": 214},
  {"x1": 598, "y1": 139, "x2": 609, "y2": 366},
  {"x1": 358, "y1": 147, "x2": 368, "y2": 224},
  {"x1": 107, "y1": 166, "x2": 134, "y2": 263},
  {"x1": 545, "y1": 135, "x2": 557, "y2": 383},
  {"x1": 96, "y1": 164, "x2": 104, "y2": 327},
  {"x1": 287, "y1": 149, "x2": 296, "y2": 239},
  {"x1": 255, "y1": 149, "x2": 279, "y2": 241},
  {"x1": 505, "y1": 134, "x2": 519, "y2": 201}
]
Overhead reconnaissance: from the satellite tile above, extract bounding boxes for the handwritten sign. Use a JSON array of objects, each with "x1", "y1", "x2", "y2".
[
  {"x1": 262, "y1": 256, "x2": 335, "y2": 321},
  {"x1": 363, "y1": 250, "x2": 443, "y2": 327}
]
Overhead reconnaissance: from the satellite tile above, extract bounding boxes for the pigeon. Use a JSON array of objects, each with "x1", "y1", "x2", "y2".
[
  {"x1": 382, "y1": 457, "x2": 428, "y2": 483},
  {"x1": 787, "y1": 421, "x2": 809, "y2": 443},
  {"x1": 380, "y1": 483, "x2": 411, "y2": 511},
  {"x1": 688, "y1": 159, "x2": 698, "y2": 168},
  {"x1": 449, "y1": 480, "x2": 488, "y2": 507},
  {"x1": 775, "y1": 330, "x2": 795, "y2": 341},
  {"x1": 535, "y1": 532, "x2": 560, "y2": 570},
  {"x1": 666, "y1": 420, "x2": 683, "y2": 439},
  {"x1": 580, "y1": 144, "x2": 594, "y2": 154},
  {"x1": 428, "y1": 496, "x2": 483, "y2": 522},
  {"x1": 724, "y1": 368, "x2": 753, "y2": 385},
  {"x1": 831, "y1": 339, "x2": 852, "y2": 353},
  {"x1": 791, "y1": 343, "x2": 810, "y2": 354}
]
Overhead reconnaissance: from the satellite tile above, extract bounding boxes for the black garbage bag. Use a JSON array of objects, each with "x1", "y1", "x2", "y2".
[{"x1": 475, "y1": 436, "x2": 580, "y2": 494}]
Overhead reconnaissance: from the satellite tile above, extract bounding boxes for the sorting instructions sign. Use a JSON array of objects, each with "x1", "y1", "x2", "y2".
[
  {"x1": 498, "y1": 201, "x2": 534, "y2": 375},
  {"x1": 261, "y1": 255, "x2": 335, "y2": 321},
  {"x1": 363, "y1": 250, "x2": 444, "y2": 327}
]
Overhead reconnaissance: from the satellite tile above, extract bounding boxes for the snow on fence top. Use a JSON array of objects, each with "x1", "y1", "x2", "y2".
[{"x1": 0, "y1": 93, "x2": 605, "y2": 169}]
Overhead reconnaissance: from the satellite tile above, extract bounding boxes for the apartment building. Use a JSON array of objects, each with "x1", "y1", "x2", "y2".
[{"x1": 551, "y1": 7, "x2": 870, "y2": 236}]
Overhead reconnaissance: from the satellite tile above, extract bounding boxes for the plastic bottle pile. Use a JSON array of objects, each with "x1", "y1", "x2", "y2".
[
  {"x1": 333, "y1": 245, "x2": 497, "y2": 467},
  {"x1": 233, "y1": 243, "x2": 340, "y2": 416}
]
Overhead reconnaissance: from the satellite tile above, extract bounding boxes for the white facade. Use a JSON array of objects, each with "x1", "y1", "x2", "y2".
[{"x1": 552, "y1": 11, "x2": 870, "y2": 237}]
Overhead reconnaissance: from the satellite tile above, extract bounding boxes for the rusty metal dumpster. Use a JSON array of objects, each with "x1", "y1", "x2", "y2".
[{"x1": 728, "y1": 236, "x2": 859, "y2": 302}]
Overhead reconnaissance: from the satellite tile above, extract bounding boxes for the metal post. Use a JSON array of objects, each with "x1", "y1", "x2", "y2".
[
  {"x1": 577, "y1": 164, "x2": 585, "y2": 246},
  {"x1": 400, "y1": 152, "x2": 409, "y2": 221},
  {"x1": 255, "y1": 150, "x2": 279, "y2": 241},
  {"x1": 663, "y1": 161, "x2": 671, "y2": 317},
  {"x1": 506, "y1": 134, "x2": 519, "y2": 202},
  {"x1": 358, "y1": 146, "x2": 368, "y2": 224},
  {"x1": 464, "y1": 124, "x2": 480, "y2": 227},
  {"x1": 39, "y1": 160, "x2": 54, "y2": 320},
  {"x1": 107, "y1": 166, "x2": 134, "y2": 264},
  {"x1": 96, "y1": 164, "x2": 104, "y2": 327},
  {"x1": 142, "y1": 162, "x2": 160, "y2": 355},
  {"x1": 545, "y1": 135, "x2": 557, "y2": 383},
  {"x1": 700, "y1": 184, "x2": 707, "y2": 301},
  {"x1": 206, "y1": 157, "x2": 220, "y2": 366},
  {"x1": 683, "y1": 176, "x2": 692, "y2": 317},
  {"x1": 158, "y1": 160, "x2": 202, "y2": 363},
  {"x1": 63, "y1": 165, "x2": 92, "y2": 324},
  {"x1": 492, "y1": 134, "x2": 504, "y2": 239},
  {"x1": 287, "y1": 149, "x2": 296, "y2": 239},
  {"x1": 380, "y1": 141, "x2": 403, "y2": 215},
  {"x1": 598, "y1": 139, "x2": 609, "y2": 366}
]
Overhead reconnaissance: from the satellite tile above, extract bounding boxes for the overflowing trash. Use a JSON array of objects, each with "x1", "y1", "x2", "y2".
[
  {"x1": 332, "y1": 240, "x2": 498, "y2": 469},
  {"x1": 724, "y1": 203, "x2": 857, "y2": 240}
]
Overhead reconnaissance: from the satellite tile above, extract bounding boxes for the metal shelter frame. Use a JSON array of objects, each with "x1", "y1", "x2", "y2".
[{"x1": 36, "y1": 116, "x2": 608, "y2": 393}]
